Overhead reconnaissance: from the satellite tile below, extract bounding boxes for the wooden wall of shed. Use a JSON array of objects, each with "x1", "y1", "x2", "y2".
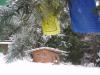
[
  {"x1": 0, "y1": 44, "x2": 8, "y2": 55},
  {"x1": 32, "y1": 49, "x2": 60, "y2": 63}
]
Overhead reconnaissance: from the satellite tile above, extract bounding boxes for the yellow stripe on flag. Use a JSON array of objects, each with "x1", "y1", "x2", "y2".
[{"x1": 42, "y1": 15, "x2": 60, "y2": 36}]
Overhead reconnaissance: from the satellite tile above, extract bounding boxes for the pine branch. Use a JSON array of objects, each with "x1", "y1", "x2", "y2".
[
  {"x1": 5, "y1": 0, "x2": 42, "y2": 62},
  {"x1": 4, "y1": 0, "x2": 69, "y2": 62}
]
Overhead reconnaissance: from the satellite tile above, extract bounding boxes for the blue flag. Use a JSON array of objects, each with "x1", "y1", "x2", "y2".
[{"x1": 68, "y1": 0, "x2": 100, "y2": 33}]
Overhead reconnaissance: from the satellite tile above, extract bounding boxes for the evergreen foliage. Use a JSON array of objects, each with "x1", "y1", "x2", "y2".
[
  {"x1": 0, "y1": 0, "x2": 100, "y2": 67},
  {"x1": 0, "y1": 47, "x2": 3, "y2": 52}
]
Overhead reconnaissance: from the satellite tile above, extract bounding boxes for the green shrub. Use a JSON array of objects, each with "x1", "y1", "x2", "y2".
[{"x1": 0, "y1": 47, "x2": 3, "y2": 52}]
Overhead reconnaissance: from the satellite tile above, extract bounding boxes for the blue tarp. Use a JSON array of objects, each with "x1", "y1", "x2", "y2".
[{"x1": 68, "y1": 0, "x2": 100, "y2": 33}]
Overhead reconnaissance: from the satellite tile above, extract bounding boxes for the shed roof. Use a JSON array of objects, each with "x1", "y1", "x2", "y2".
[
  {"x1": 26, "y1": 47, "x2": 68, "y2": 55},
  {"x1": 0, "y1": 40, "x2": 12, "y2": 44}
]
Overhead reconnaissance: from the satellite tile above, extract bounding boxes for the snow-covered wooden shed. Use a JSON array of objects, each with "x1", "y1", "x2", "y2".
[
  {"x1": 0, "y1": 40, "x2": 12, "y2": 55},
  {"x1": 27, "y1": 47, "x2": 67, "y2": 63}
]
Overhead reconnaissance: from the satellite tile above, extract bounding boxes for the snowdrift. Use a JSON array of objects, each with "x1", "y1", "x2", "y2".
[{"x1": 0, "y1": 53, "x2": 100, "y2": 75}]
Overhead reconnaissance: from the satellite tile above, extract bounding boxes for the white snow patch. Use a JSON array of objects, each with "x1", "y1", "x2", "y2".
[
  {"x1": 26, "y1": 47, "x2": 67, "y2": 54},
  {"x1": 0, "y1": 53, "x2": 100, "y2": 75},
  {"x1": 96, "y1": 1, "x2": 100, "y2": 6}
]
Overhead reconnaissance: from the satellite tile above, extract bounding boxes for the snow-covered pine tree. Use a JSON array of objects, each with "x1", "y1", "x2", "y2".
[
  {"x1": 0, "y1": 0, "x2": 100, "y2": 67},
  {"x1": 0, "y1": 0, "x2": 69, "y2": 62}
]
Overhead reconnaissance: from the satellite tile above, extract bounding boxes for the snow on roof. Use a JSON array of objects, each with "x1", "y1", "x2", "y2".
[
  {"x1": 0, "y1": 40, "x2": 12, "y2": 44},
  {"x1": 26, "y1": 47, "x2": 68, "y2": 54}
]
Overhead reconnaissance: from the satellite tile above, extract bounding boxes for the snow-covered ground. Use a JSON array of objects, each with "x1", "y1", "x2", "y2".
[{"x1": 0, "y1": 53, "x2": 100, "y2": 75}]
